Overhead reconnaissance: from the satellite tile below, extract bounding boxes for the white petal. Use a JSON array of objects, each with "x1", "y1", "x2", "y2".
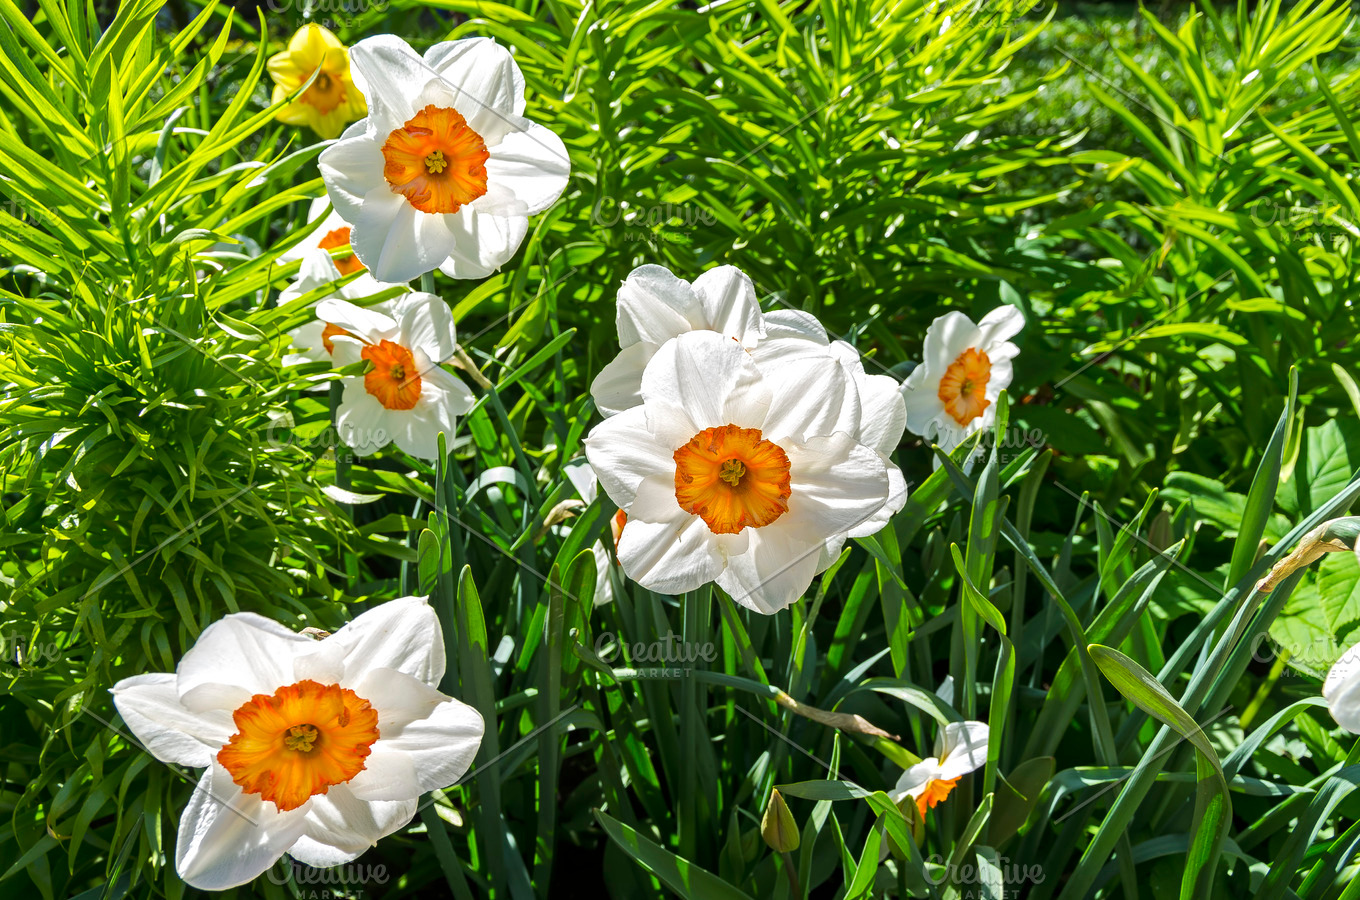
[
  {"x1": 591, "y1": 542, "x2": 615, "y2": 606},
  {"x1": 639, "y1": 331, "x2": 770, "y2": 433},
  {"x1": 846, "y1": 456, "x2": 906, "y2": 539},
  {"x1": 482, "y1": 123, "x2": 570, "y2": 215},
  {"x1": 421, "y1": 37, "x2": 527, "y2": 141},
  {"x1": 349, "y1": 667, "x2": 484, "y2": 798},
  {"x1": 615, "y1": 514, "x2": 725, "y2": 596},
  {"x1": 856, "y1": 373, "x2": 908, "y2": 456},
  {"x1": 394, "y1": 292, "x2": 458, "y2": 363},
  {"x1": 355, "y1": 191, "x2": 457, "y2": 284},
  {"x1": 784, "y1": 434, "x2": 889, "y2": 535},
  {"x1": 110, "y1": 674, "x2": 234, "y2": 767},
  {"x1": 692, "y1": 265, "x2": 763, "y2": 345},
  {"x1": 976, "y1": 305, "x2": 1025, "y2": 348},
  {"x1": 563, "y1": 458, "x2": 598, "y2": 503},
  {"x1": 315, "y1": 298, "x2": 398, "y2": 342},
  {"x1": 583, "y1": 406, "x2": 676, "y2": 509},
  {"x1": 891, "y1": 758, "x2": 944, "y2": 803},
  {"x1": 176, "y1": 614, "x2": 311, "y2": 709},
  {"x1": 436, "y1": 208, "x2": 529, "y2": 280},
  {"x1": 758, "y1": 354, "x2": 858, "y2": 445},
  {"x1": 348, "y1": 35, "x2": 437, "y2": 131},
  {"x1": 936, "y1": 721, "x2": 989, "y2": 779},
  {"x1": 337, "y1": 380, "x2": 395, "y2": 456},
  {"x1": 176, "y1": 763, "x2": 307, "y2": 891},
  {"x1": 327, "y1": 596, "x2": 446, "y2": 687},
  {"x1": 922, "y1": 311, "x2": 981, "y2": 375},
  {"x1": 762, "y1": 308, "x2": 829, "y2": 344},
  {"x1": 319, "y1": 126, "x2": 387, "y2": 224},
  {"x1": 716, "y1": 517, "x2": 822, "y2": 614},
  {"x1": 590, "y1": 342, "x2": 657, "y2": 416},
  {"x1": 1325, "y1": 640, "x2": 1360, "y2": 733},
  {"x1": 616, "y1": 264, "x2": 703, "y2": 348},
  {"x1": 902, "y1": 364, "x2": 946, "y2": 440},
  {"x1": 292, "y1": 787, "x2": 417, "y2": 867}
]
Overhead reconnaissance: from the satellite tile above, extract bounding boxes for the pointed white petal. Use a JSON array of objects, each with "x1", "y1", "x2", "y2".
[
  {"x1": 715, "y1": 517, "x2": 822, "y2": 614},
  {"x1": 692, "y1": 265, "x2": 763, "y2": 345},
  {"x1": 319, "y1": 126, "x2": 386, "y2": 223},
  {"x1": 615, "y1": 509, "x2": 724, "y2": 595},
  {"x1": 590, "y1": 342, "x2": 657, "y2": 416},
  {"x1": 936, "y1": 721, "x2": 989, "y2": 779},
  {"x1": 348, "y1": 667, "x2": 484, "y2": 798},
  {"x1": 437, "y1": 208, "x2": 528, "y2": 280},
  {"x1": 757, "y1": 354, "x2": 858, "y2": 445},
  {"x1": 176, "y1": 763, "x2": 307, "y2": 890},
  {"x1": 291, "y1": 787, "x2": 417, "y2": 866},
  {"x1": 583, "y1": 406, "x2": 676, "y2": 509},
  {"x1": 616, "y1": 264, "x2": 703, "y2": 347},
  {"x1": 783, "y1": 434, "x2": 889, "y2": 535},
  {"x1": 176, "y1": 614, "x2": 311, "y2": 709},
  {"x1": 639, "y1": 331, "x2": 770, "y2": 433},
  {"x1": 483, "y1": 123, "x2": 570, "y2": 215},
  {"x1": 110, "y1": 674, "x2": 233, "y2": 767}
]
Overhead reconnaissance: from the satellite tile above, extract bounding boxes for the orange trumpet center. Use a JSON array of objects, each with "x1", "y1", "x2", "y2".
[
  {"x1": 673, "y1": 425, "x2": 791, "y2": 535},
  {"x1": 317, "y1": 226, "x2": 363, "y2": 276},
  {"x1": 916, "y1": 776, "x2": 960, "y2": 818},
  {"x1": 217, "y1": 680, "x2": 380, "y2": 812},
  {"x1": 381, "y1": 104, "x2": 490, "y2": 214},
  {"x1": 301, "y1": 70, "x2": 348, "y2": 115},
  {"x1": 362, "y1": 339, "x2": 422, "y2": 410},
  {"x1": 938, "y1": 348, "x2": 992, "y2": 426}
]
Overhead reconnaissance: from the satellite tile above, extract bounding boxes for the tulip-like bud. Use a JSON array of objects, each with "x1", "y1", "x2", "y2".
[{"x1": 761, "y1": 789, "x2": 800, "y2": 853}]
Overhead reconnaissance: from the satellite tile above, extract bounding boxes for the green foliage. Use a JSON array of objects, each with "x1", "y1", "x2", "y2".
[{"x1": 1, "y1": 0, "x2": 1360, "y2": 898}]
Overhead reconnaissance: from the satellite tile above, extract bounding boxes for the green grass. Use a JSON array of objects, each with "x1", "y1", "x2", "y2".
[{"x1": 2, "y1": 0, "x2": 1360, "y2": 897}]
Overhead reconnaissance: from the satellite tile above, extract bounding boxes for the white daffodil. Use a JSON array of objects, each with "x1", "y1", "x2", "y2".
[
  {"x1": 584, "y1": 330, "x2": 895, "y2": 614},
  {"x1": 890, "y1": 720, "x2": 989, "y2": 819},
  {"x1": 110, "y1": 596, "x2": 484, "y2": 891},
  {"x1": 320, "y1": 292, "x2": 475, "y2": 459},
  {"x1": 1323, "y1": 639, "x2": 1360, "y2": 733},
  {"x1": 901, "y1": 306, "x2": 1024, "y2": 454},
  {"x1": 281, "y1": 196, "x2": 369, "y2": 278},
  {"x1": 588, "y1": 263, "x2": 909, "y2": 533},
  {"x1": 282, "y1": 248, "x2": 399, "y2": 367},
  {"x1": 319, "y1": 35, "x2": 570, "y2": 284},
  {"x1": 563, "y1": 460, "x2": 623, "y2": 607},
  {"x1": 590, "y1": 264, "x2": 766, "y2": 416}
]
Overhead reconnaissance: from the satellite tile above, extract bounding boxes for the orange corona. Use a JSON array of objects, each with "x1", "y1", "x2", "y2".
[
  {"x1": 362, "y1": 339, "x2": 422, "y2": 410},
  {"x1": 915, "y1": 776, "x2": 960, "y2": 818},
  {"x1": 217, "y1": 680, "x2": 380, "y2": 812},
  {"x1": 673, "y1": 425, "x2": 791, "y2": 534},
  {"x1": 381, "y1": 105, "x2": 490, "y2": 214},
  {"x1": 317, "y1": 226, "x2": 363, "y2": 275},
  {"x1": 938, "y1": 348, "x2": 992, "y2": 426}
]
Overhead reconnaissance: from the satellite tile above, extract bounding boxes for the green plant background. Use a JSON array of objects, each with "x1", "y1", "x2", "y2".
[{"x1": 2, "y1": 0, "x2": 1360, "y2": 897}]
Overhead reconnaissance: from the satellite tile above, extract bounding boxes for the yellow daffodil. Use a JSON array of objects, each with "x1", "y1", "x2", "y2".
[{"x1": 268, "y1": 25, "x2": 367, "y2": 140}]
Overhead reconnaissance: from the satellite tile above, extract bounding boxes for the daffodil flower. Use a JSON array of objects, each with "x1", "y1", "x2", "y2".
[
  {"x1": 584, "y1": 330, "x2": 896, "y2": 614},
  {"x1": 1324, "y1": 640, "x2": 1360, "y2": 732},
  {"x1": 268, "y1": 25, "x2": 367, "y2": 140},
  {"x1": 319, "y1": 35, "x2": 570, "y2": 284},
  {"x1": 890, "y1": 720, "x2": 989, "y2": 818},
  {"x1": 589, "y1": 263, "x2": 909, "y2": 537},
  {"x1": 282, "y1": 247, "x2": 398, "y2": 367},
  {"x1": 320, "y1": 292, "x2": 475, "y2": 460},
  {"x1": 901, "y1": 307, "x2": 1024, "y2": 454},
  {"x1": 110, "y1": 597, "x2": 484, "y2": 890}
]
